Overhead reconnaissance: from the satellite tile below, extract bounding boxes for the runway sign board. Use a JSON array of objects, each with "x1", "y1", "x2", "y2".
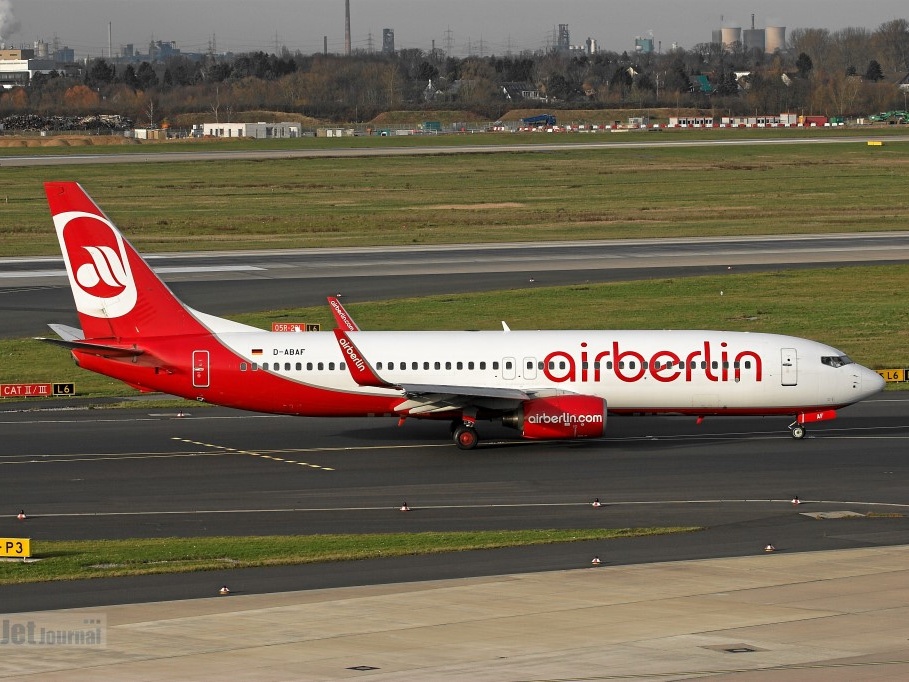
[
  {"x1": 1, "y1": 538, "x2": 30, "y2": 558},
  {"x1": 271, "y1": 323, "x2": 320, "y2": 332},
  {"x1": 0, "y1": 383, "x2": 75, "y2": 398},
  {"x1": 876, "y1": 369, "x2": 908, "y2": 383}
]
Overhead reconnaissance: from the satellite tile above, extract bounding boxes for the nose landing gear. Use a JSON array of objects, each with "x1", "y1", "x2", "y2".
[
  {"x1": 789, "y1": 409, "x2": 837, "y2": 439},
  {"x1": 789, "y1": 422, "x2": 806, "y2": 439}
]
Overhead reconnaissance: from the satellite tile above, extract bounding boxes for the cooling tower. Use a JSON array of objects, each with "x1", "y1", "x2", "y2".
[
  {"x1": 766, "y1": 26, "x2": 786, "y2": 53},
  {"x1": 721, "y1": 26, "x2": 741, "y2": 48}
]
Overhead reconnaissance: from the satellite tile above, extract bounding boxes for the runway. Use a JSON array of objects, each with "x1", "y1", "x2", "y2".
[
  {"x1": 3, "y1": 232, "x2": 909, "y2": 338},
  {"x1": 2, "y1": 391, "x2": 908, "y2": 613},
  {"x1": 3, "y1": 134, "x2": 909, "y2": 167}
]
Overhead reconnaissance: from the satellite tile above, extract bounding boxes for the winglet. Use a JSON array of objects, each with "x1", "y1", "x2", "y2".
[
  {"x1": 328, "y1": 296, "x2": 360, "y2": 331},
  {"x1": 333, "y1": 329, "x2": 395, "y2": 388}
]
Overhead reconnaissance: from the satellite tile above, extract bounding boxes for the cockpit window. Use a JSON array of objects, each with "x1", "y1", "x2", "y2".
[{"x1": 821, "y1": 355, "x2": 853, "y2": 368}]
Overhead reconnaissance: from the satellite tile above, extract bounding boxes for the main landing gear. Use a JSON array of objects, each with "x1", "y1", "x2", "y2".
[{"x1": 451, "y1": 419, "x2": 479, "y2": 450}]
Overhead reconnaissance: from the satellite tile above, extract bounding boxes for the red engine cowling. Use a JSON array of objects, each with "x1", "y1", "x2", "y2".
[{"x1": 501, "y1": 395, "x2": 607, "y2": 440}]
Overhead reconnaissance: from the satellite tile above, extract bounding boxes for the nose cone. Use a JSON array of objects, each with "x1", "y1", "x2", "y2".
[{"x1": 861, "y1": 366, "x2": 886, "y2": 397}]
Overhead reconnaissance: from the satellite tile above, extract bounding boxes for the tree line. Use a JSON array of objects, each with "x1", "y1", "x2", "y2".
[{"x1": 2, "y1": 18, "x2": 908, "y2": 125}]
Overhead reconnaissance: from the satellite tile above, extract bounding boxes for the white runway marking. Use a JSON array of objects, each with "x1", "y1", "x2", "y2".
[
  {"x1": 0, "y1": 265, "x2": 264, "y2": 279},
  {"x1": 25, "y1": 498, "x2": 909, "y2": 519}
]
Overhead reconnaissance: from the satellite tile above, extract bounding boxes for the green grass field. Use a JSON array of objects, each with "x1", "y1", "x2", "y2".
[
  {"x1": 0, "y1": 528, "x2": 699, "y2": 584},
  {"x1": 2, "y1": 136, "x2": 907, "y2": 255}
]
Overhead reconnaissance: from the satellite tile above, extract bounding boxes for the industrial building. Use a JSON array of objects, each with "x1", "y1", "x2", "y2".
[
  {"x1": 0, "y1": 49, "x2": 57, "y2": 89},
  {"x1": 200, "y1": 122, "x2": 301, "y2": 139},
  {"x1": 712, "y1": 16, "x2": 786, "y2": 53}
]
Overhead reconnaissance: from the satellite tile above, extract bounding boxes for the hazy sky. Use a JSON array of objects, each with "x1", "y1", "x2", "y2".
[{"x1": 4, "y1": 1, "x2": 908, "y2": 58}]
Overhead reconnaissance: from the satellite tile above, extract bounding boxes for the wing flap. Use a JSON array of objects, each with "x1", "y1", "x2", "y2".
[{"x1": 399, "y1": 383, "x2": 530, "y2": 401}]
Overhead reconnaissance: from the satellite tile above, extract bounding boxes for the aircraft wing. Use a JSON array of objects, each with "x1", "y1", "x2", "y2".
[
  {"x1": 399, "y1": 383, "x2": 530, "y2": 401},
  {"x1": 393, "y1": 384, "x2": 568, "y2": 415}
]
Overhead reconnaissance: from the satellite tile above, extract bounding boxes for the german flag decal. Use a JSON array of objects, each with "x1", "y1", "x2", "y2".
[{"x1": 251, "y1": 348, "x2": 263, "y2": 356}]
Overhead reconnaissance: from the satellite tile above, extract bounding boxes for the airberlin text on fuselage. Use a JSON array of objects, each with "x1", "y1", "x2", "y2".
[{"x1": 543, "y1": 341, "x2": 763, "y2": 384}]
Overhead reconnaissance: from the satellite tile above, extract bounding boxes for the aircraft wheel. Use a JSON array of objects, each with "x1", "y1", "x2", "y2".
[
  {"x1": 791, "y1": 425, "x2": 806, "y2": 440},
  {"x1": 454, "y1": 425, "x2": 479, "y2": 450}
]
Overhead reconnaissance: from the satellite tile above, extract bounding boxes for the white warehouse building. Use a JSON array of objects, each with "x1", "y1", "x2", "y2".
[
  {"x1": 201, "y1": 122, "x2": 301, "y2": 138},
  {"x1": 0, "y1": 49, "x2": 56, "y2": 89}
]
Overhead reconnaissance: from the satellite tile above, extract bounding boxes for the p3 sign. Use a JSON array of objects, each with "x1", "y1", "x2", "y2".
[{"x1": 1, "y1": 538, "x2": 30, "y2": 558}]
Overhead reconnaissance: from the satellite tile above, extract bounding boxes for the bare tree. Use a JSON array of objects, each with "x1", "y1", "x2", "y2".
[
  {"x1": 210, "y1": 85, "x2": 220, "y2": 123},
  {"x1": 872, "y1": 19, "x2": 909, "y2": 74}
]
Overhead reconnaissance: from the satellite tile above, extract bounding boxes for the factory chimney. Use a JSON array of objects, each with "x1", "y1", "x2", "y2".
[{"x1": 344, "y1": 0, "x2": 351, "y2": 55}]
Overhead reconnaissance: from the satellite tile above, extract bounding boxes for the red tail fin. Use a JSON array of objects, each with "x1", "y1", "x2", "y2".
[{"x1": 46, "y1": 182, "x2": 207, "y2": 340}]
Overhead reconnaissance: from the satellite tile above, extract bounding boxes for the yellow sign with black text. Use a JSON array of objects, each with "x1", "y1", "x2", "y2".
[
  {"x1": 1, "y1": 538, "x2": 30, "y2": 558},
  {"x1": 877, "y1": 369, "x2": 908, "y2": 383}
]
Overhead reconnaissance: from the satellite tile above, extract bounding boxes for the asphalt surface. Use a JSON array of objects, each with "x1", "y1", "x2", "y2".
[
  {"x1": 4, "y1": 232, "x2": 909, "y2": 338},
  {"x1": 1, "y1": 392, "x2": 907, "y2": 612},
  {"x1": 3, "y1": 134, "x2": 909, "y2": 167}
]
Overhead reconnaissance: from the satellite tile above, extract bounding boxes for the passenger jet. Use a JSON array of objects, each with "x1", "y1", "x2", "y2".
[{"x1": 42, "y1": 182, "x2": 885, "y2": 449}]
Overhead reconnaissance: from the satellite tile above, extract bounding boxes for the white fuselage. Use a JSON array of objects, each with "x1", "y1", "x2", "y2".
[{"x1": 215, "y1": 329, "x2": 881, "y2": 414}]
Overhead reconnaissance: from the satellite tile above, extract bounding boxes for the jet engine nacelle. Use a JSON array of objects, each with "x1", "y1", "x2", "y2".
[{"x1": 501, "y1": 395, "x2": 607, "y2": 440}]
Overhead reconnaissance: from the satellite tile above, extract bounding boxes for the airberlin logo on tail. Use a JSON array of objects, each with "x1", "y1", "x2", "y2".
[
  {"x1": 54, "y1": 211, "x2": 138, "y2": 319},
  {"x1": 75, "y1": 246, "x2": 129, "y2": 298}
]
